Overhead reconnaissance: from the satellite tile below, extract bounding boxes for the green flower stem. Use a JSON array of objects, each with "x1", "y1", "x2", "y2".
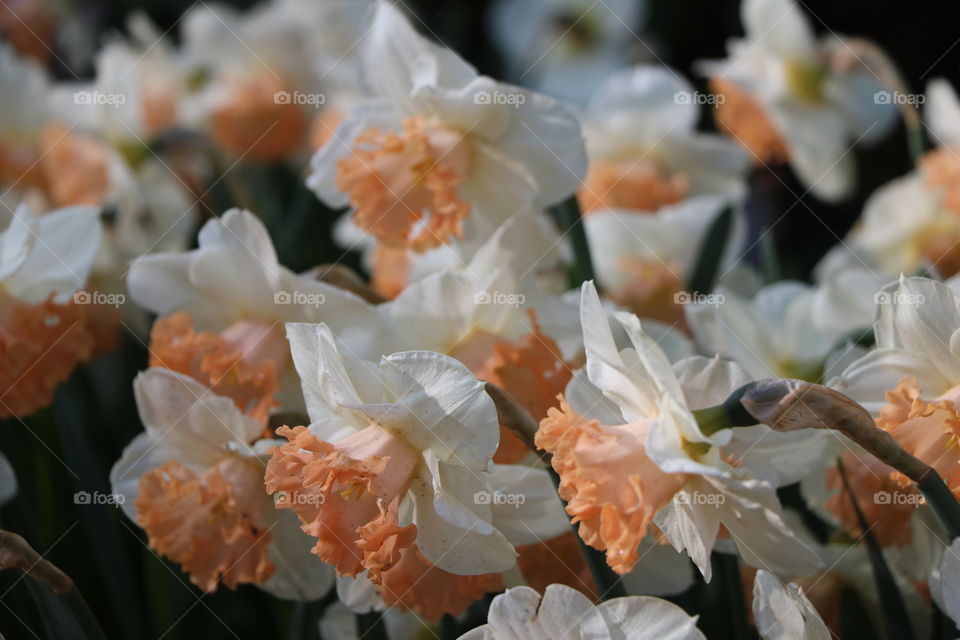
[
  {"x1": 836, "y1": 459, "x2": 914, "y2": 640},
  {"x1": 555, "y1": 196, "x2": 595, "y2": 287}
]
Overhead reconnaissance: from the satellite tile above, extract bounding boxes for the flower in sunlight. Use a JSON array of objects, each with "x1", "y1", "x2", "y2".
[
  {"x1": 579, "y1": 65, "x2": 748, "y2": 215},
  {"x1": 699, "y1": 0, "x2": 897, "y2": 201},
  {"x1": 684, "y1": 267, "x2": 885, "y2": 381},
  {"x1": 308, "y1": 1, "x2": 586, "y2": 252},
  {"x1": 818, "y1": 81, "x2": 960, "y2": 280},
  {"x1": 537, "y1": 281, "x2": 822, "y2": 578},
  {"x1": 111, "y1": 367, "x2": 333, "y2": 598},
  {"x1": 1, "y1": 203, "x2": 100, "y2": 419},
  {"x1": 583, "y1": 194, "x2": 747, "y2": 326},
  {"x1": 833, "y1": 276, "x2": 960, "y2": 499},
  {"x1": 266, "y1": 322, "x2": 567, "y2": 620},
  {"x1": 128, "y1": 208, "x2": 381, "y2": 413},
  {"x1": 457, "y1": 583, "x2": 705, "y2": 640}
]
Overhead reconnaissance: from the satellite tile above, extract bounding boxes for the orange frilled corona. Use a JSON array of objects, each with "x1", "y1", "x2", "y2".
[{"x1": 0, "y1": 294, "x2": 94, "y2": 419}]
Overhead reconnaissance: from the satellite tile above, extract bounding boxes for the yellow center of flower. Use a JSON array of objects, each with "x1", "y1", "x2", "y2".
[{"x1": 784, "y1": 59, "x2": 828, "y2": 104}]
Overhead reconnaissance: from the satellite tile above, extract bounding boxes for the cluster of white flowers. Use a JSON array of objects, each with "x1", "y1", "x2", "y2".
[{"x1": 4, "y1": 0, "x2": 960, "y2": 638}]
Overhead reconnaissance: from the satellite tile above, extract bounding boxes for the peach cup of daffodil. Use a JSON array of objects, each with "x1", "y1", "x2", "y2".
[
  {"x1": 1, "y1": 203, "x2": 100, "y2": 419},
  {"x1": 699, "y1": 0, "x2": 896, "y2": 202},
  {"x1": 111, "y1": 367, "x2": 333, "y2": 599},
  {"x1": 308, "y1": 1, "x2": 586, "y2": 252},
  {"x1": 834, "y1": 276, "x2": 960, "y2": 499},
  {"x1": 537, "y1": 281, "x2": 822, "y2": 579},
  {"x1": 266, "y1": 322, "x2": 567, "y2": 619}
]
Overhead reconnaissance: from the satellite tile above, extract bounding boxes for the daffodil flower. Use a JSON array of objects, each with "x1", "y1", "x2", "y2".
[
  {"x1": 834, "y1": 277, "x2": 960, "y2": 499},
  {"x1": 818, "y1": 81, "x2": 960, "y2": 280},
  {"x1": 537, "y1": 281, "x2": 822, "y2": 578},
  {"x1": 580, "y1": 65, "x2": 748, "y2": 215},
  {"x1": 457, "y1": 583, "x2": 705, "y2": 640},
  {"x1": 128, "y1": 208, "x2": 382, "y2": 412},
  {"x1": 268, "y1": 322, "x2": 567, "y2": 619},
  {"x1": 1, "y1": 203, "x2": 100, "y2": 418},
  {"x1": 111, "y1": 367, "x2": 333, "y2": 598},
  {"x1": 685, "y1": 268, "x2": 885, "y2": 382},
  {"x1": 699, "y1": 0, "x2": 897, "y2": 202},
  {"x1": 583, "y1": 194, "x2": 747, "y2": 325},
  {"x1": 308, "y1": 1, "x2": 586, "y2": 252}
]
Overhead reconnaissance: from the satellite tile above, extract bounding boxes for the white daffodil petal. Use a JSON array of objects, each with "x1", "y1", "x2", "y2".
[
  {"x1": 485, "y1": 464, "x2": 568, "y2": 546},
  {"x1": 378, "y1": 350, "x2": 500, "y2": 468},
  {"x1": 411, "y1": 469, "x2": 516, "y2": 575},
  {"x1": 753, "y1": 570, "x2": 831, "y2": 640},
  {"x1": 926, "y1": 79, "x2": 960, "y2": 148},
  {"x1": 6, "y1": 205, "x2": 101, "y2": 304},
  {"x1": 598, "y1": 596, "x2": 706, "y2": 640},
  {"x1": 742, "y1": 0, "x2": 816, "y2": 59},
  {"x1": 258, "y1": 508, "x2": 335, "y2": 601}
]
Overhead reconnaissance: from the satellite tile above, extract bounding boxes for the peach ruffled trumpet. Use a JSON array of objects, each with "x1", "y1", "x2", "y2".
[{"x1": 536, "y1": 396, "x2": 687, "y2": 574}]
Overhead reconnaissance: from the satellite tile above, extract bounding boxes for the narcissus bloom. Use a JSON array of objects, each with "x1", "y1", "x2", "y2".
[
  {"x1": 128, "y1": 208, "x2": 380, "y2": 411},
  {"x1": 111, "y1": 367, "x2": 333, "y2": 598},
  {"x1": 267, "y1": 322, "x2": 566, "y2": 619},
  {"x1": 834, "y1": 277, "x2": 960, "y2": 498},
  {"x1": 537, "y1": 281, "x2": 821, "y2": 578},
  {"x1": 819, "y1": 83, "x2": 960, "y2": 280},
  {"x1": 1, "y1": 204, "x2": 100, "y2": 418},
  {"x1": 583, "y1": 195, "x2": 746, "y2": 325},
  {"x1": 309, "y1": 1, "x2": 586, "y2": 252},
  {"x1": 457, "y1": 583, "x2": 705, "y2": 640},
  {"x1": 579, "y1": 65, "x2": 748, "y2": 215},
  {"x1": 699, "y1": 0, "x2": 896, "y2": 202},
  {"x1": 685, "y1": 269, "x2": 884, "y2": 381}
]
